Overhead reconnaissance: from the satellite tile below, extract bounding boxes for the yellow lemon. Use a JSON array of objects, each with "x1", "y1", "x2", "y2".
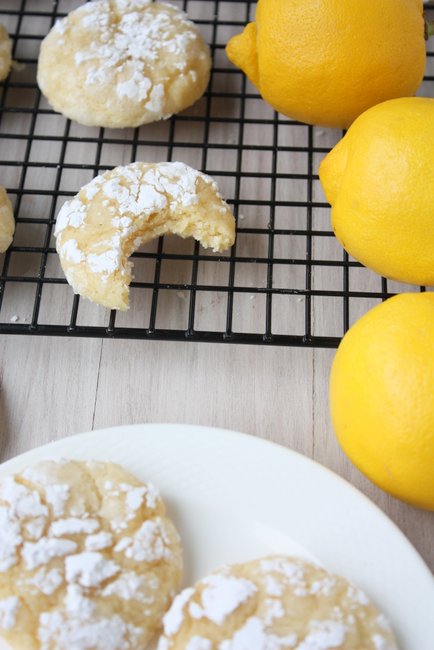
[
  {"x1": 330, "y1": 292, "x2": 434, "y2": 510},
  {"x1": 319, "y1": 97, "x2": 434, "y2": 287},
  {"x1": 226, "y1": 0, "x2": 426, "y2": 129}
]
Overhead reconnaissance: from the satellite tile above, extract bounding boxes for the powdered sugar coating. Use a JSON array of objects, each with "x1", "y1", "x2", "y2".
[
  {"x1": 85, "y1": 532, "x2": 113, "y2": 551},
  {"x1": 37, "y1": 0, "x2": 211, "y2": 127},
  {"x1": 163, "y1": 587, "x2": 195, "y2": 636},
  {"x1": 219, "y1": 616, "x2": 297, "y2": 650},
  {"x1": 186, "y1": 638, "x2": 213, "y2": 650},
  {"x1": 119, "y1": 518, "x2": 175, "y2": 562},
  {"x1": 0, "y1": 597, "x2": 19, "y2": 630},
  {"x1": 22, "y1": 537, "x2": 78, "y2": 571},
  {"x1": 102, "y1": 570, "x2": 158, "y2": 602},
  {"x1": 50, "y1": 518, "x2": 100, "y2": 537},
  {"x1": 297, "y1": 620, "x2": 346, "y2": 650},
  {"x1": 0, "y1": 507, "x2": 22, "y2": 572},
  {"x1": 65, "y1": 552, "x2": 120, "y2": 587},
  {"x1": 0, "y1": 459, "x2": 182, "y2": 650},
  {"x1": 189, "y1": 574, "x2": 258, "y2": 625},
  {"x1": 158, "y1": 556, "x2": 398, "y2": 650},
  {"x1": 29, "y1": 568, "x2": 64, "y2": 596},
  {"x1": 38, "y1": 599, "x2": 143, "y2": 650},
  {"x1": 55, "y1": 161, "x2": 235, "y2": 310}
]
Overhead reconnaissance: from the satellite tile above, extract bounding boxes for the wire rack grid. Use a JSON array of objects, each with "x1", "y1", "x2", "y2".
[{"x1": 0, "y1": 0, "x2": 433, "y2": 347}]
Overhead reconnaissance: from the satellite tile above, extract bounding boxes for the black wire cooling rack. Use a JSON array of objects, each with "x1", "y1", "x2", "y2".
[{"x1": 0, "y1": 0, "x2": 432, "y2": 347}]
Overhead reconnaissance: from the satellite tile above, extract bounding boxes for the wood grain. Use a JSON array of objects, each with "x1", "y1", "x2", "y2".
[
  {"x1": 92, "y1": 339, "x2": 313, "y2": 458},
  {"x1": 0, "y1": 335, "x2": 101, "y2": 458}
]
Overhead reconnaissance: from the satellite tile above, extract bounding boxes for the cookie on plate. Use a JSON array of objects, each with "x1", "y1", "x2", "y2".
[
  {"x1": 158, "y1": 555, "x2": 398, "y2": 649},
  {"x1": 54, "y1": 161, "x2": 235, "y2": 310},
  {"x1": 0, "y1": 185, "x2": 15, "y2": 252},
  {"x1": 0, "y1": 24, "x2": 12, "y2": 81},
  {"x1": 37, "y1": 0, "x2": 211, "y2": 128},
  {"x1": 0, "y1": 459, "x2": 182, "y2": 650}
]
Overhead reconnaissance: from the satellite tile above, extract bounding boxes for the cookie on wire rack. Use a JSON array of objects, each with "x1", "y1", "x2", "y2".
[
  {"x1": 0, "y1": 185, "x2": 15, "y2": 253},
  {"x1": 37, "y1": 0, "x2": 211, "y2": 128},
  {"x1": 0, "y1": 459, "x2": 182, "y2": 650},
  {"x1": 54, "y1": 161, "x2": 235, "y2": 310},
  {"x1": 0, "y1": 24, "x2": 11, "y2": 81}
]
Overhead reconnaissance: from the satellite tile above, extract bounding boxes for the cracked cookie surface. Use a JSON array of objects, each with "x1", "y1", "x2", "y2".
[
  {"x1": 55, "y1": 161, "x2": 235, "y2": 310},
  {"x1": 0, "y1": 459, "x2": 182, "y2": 650},
  {"x1": 157, "y1": 556, "x2": 398, "y2": 650},
  {"x1": 37, "y1": 0, "x2": 211, "y2": 127}
]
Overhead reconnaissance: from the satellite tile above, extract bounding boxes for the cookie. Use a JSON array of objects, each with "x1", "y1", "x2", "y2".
[
  {"x1": 0, "y1": 185, "x2": 15, "y2": 253},
  {"x1": 158, "y1": 555, "x2": 398, "y2": 649},
  {"x1": 37, "y1": 0, "x2": 211, "y2": 128},
  {"x1": 0, "y1": 24, "x2": 11, "y2": 81},
  {"x1": 54, "y1": 161, "x2": 235, "y2": 310},
  {"x1": 0, "y1": 459, "x2": 182, "y2": 650}
]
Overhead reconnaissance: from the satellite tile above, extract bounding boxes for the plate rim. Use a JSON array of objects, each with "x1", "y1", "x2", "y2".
[
  {"x1": 1, "y1": 422, "x2": 433, "y2": 649},
  {"x1": 1, "y1": 422, "x2": 432, "y2": 581}
]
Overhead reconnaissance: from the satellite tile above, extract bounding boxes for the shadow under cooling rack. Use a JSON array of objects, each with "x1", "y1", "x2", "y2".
[{"x1": 0, "y1": 0, "x2": 432, "y2": 347}]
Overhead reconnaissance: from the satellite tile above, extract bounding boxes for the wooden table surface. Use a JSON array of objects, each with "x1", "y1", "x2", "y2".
[
  {"x1": 0, "y1": 0, "x2": 433, "y2": 579},
  {"x1": 1, "y1": 335, "x2": 433, "y2": 574}
]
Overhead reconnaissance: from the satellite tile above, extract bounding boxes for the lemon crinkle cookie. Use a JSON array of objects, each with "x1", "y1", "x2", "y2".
[
  {"x1": 0, "y1": 459, "x2": 182, "y2": 650},
  {"x1": 0, "y1": 185, "x2": 15, "y2": 253},
  {"x1": 37, "y1": 0, "x2": 211, "y2": 128},
  {"x1": 158, "y1": 555, "x2": 398, "y2": 650},
  {"x1": 0, "y1": 24, "x2": 11, "y2": 81},
  {"x1": 55, "y1": 161, "x2": 236, "y2": 310}
]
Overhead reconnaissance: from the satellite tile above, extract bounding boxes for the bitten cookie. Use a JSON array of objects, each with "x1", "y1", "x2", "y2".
[
  {"x1": 0, "y1": 24, "x2": 12, "y2": 81},
  {"x1": 0, "y1": 459, "x2": 182, "y2": 650},
  {"x1": 0, "y1": 185, "x2": 15, "y2": 252},
  {"x1": 55, "y1": 161, "x2": 235, "y2": 310},
  {"x1": 37, "y1": 0, "x2": 211, "y2": 128},
  {"x1": 158, "y1": 555, "x2": 398, "y2": 649}
]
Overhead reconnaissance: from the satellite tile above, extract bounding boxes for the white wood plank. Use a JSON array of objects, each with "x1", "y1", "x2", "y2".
[
  {"x1": 0, "y1": 335, "x2": 102, "y2": 460},
  {"x1": 93, "y1": 340, "x2": 314, "y2": 457}
]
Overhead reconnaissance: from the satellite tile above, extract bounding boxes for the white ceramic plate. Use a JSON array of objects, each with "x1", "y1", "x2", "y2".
[{"x1": 1, "y1": 424, "x2": 433, "y2": 649}]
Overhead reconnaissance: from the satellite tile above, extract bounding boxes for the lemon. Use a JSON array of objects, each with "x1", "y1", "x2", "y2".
[
  {"x1": 226, "y1": 0, "x2": 426, "y2": 129},
  {"x1": 319, "y1": 97, "x2": 434, "y2": 287},
  {"x1": 330, "y1": 293, "x2": 434, "y2": 510}
]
